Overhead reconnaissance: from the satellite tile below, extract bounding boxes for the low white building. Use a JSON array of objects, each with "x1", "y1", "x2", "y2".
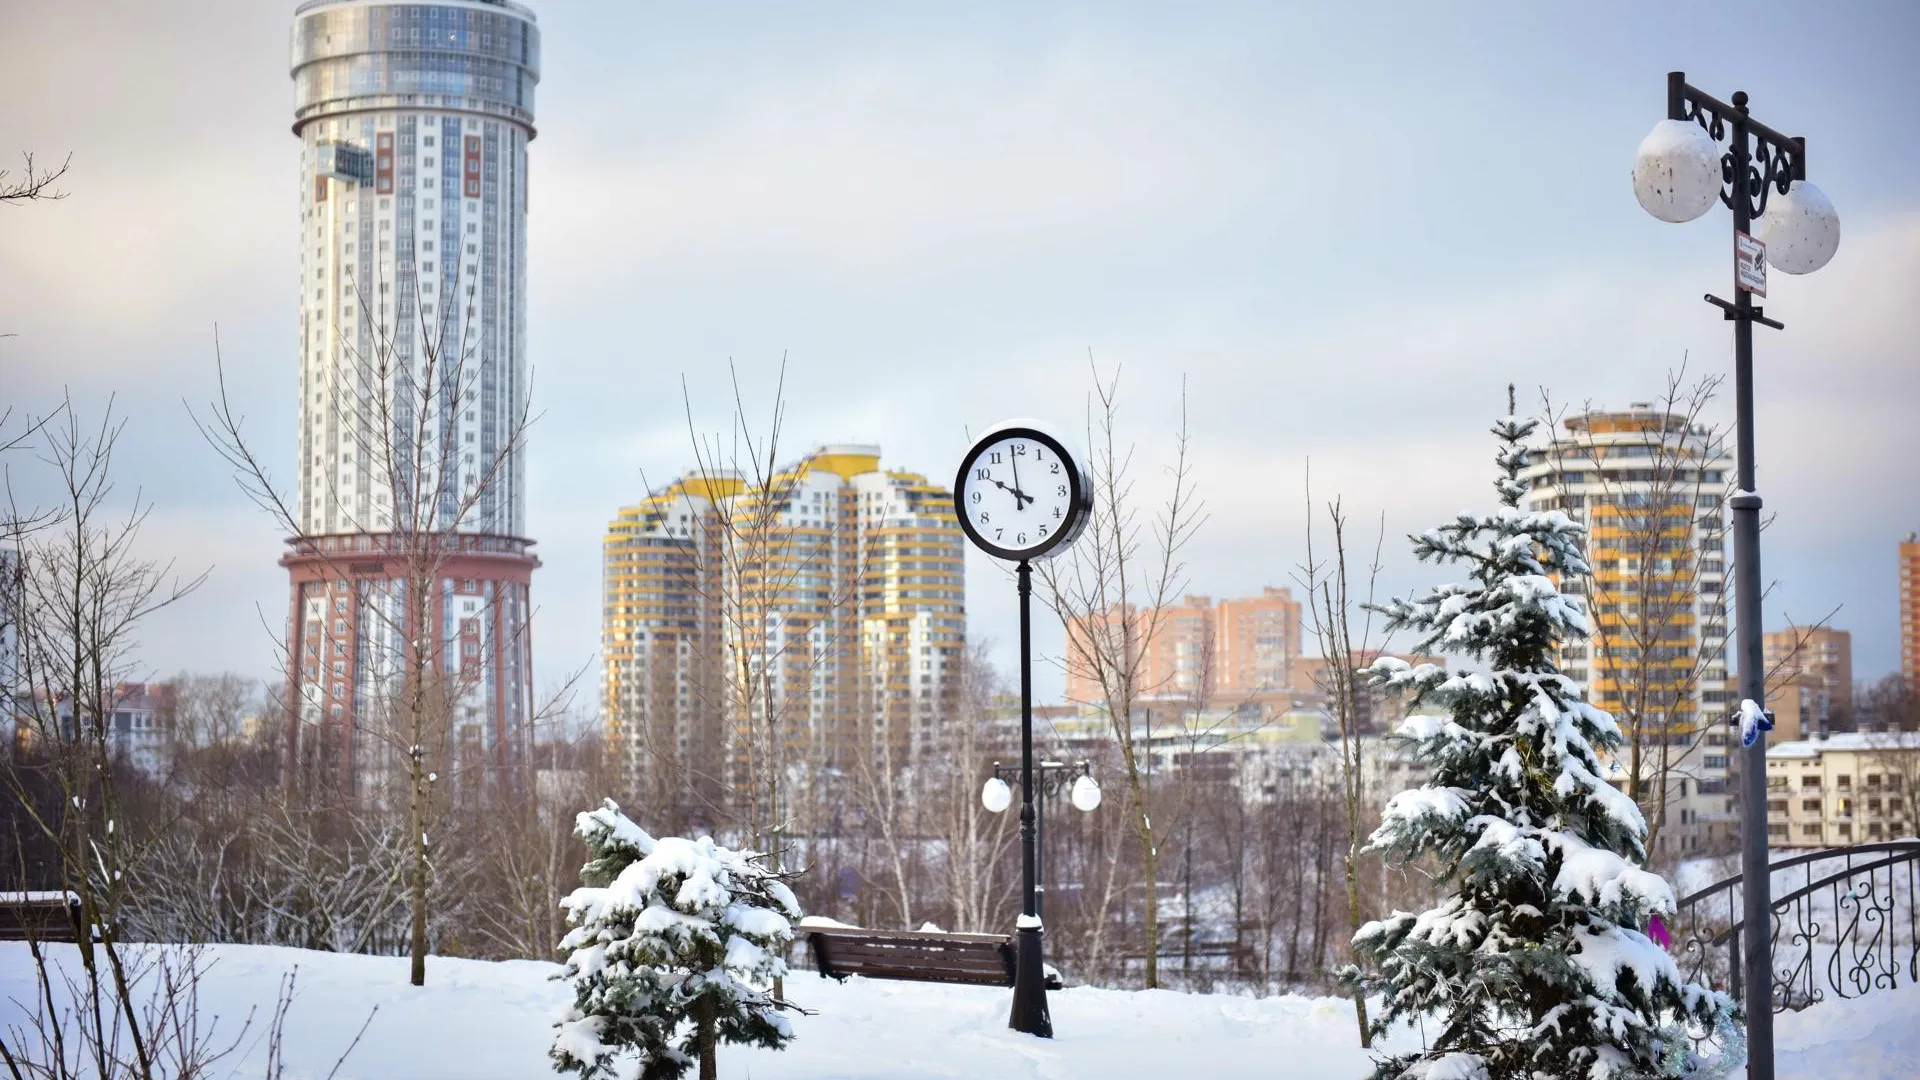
[
  {"x1": 37, "y1": 683, "x2": 174, "y2": 776},
  {"x1": 1765, "y1": 731, "x2": 1920, "y2": 848}
]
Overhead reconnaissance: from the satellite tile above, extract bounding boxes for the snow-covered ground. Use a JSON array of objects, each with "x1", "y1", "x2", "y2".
[{"x1": 3, "y1": 942, "x2": 1916, "y2": 1079}]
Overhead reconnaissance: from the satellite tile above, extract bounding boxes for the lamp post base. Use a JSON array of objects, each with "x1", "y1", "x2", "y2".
[{"x1": 1008, "y1": 924, "x2": 1052, "y2": 1037}]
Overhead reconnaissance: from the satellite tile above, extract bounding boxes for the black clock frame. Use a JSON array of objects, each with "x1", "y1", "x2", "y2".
[{"x1": 952, "y1": 425, "x2": 1090, "y2": 563}]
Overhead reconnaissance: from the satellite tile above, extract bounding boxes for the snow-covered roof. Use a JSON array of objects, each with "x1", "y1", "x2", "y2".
[{"x1": 1766, "y1": 731, "x2": 1920, "y2": 759}]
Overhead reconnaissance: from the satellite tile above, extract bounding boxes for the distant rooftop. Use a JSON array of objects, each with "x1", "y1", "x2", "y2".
[{"x1": 1768, "y1": 731, "x2": 1920, "y2": 758}]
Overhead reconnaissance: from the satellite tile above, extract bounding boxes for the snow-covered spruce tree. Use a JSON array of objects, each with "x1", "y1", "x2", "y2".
[
  {"x1": 1342, "y1": 400, "x2": 1733, "y2": 1080},
  {"x1": 552, "y1": 800, "x2": 800, "y2": 1080}
]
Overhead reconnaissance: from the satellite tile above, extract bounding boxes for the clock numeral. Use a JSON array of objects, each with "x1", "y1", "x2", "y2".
[
  {"x1": 980, "y1": 511, "x2": 990, "y2": 524},
  {"x1": 1035, "y1": 447, "x2": 1045, "y2": 461},
  {"x1": 1049, "y1": 462, "x2": 1061, "y2": 474},
  {"x1": 975, "y1": 467, "x2": 990, "y2": 480},
  {"x1": 994, "y1": 528, "x2": 1003, "y2": 540},
  {"x1": 1053, "y1": 507, "x2": 1062, "y2": 519},
  {"x1": 1038, "y1": 525, "x2": 1048, "y2": 537},
  {"x1": 970, "y1": 491, "x2": 981, "y2": 504},
  {"x1": 1012, "y1": 443, "x2": 1027, "y2": 457},
  {"x1": 989, "y1": 451, "x2": 1003, "y2": 464},
  {"x1": 1016, "y1": 532, "x2": 1027, "y2": 544},
  {"x1": 1056, "y1": 484, "x2": 1067, "y2": 497}
]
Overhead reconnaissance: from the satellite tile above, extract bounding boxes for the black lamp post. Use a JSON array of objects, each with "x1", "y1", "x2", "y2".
[
  {"x1": 986, "y1": 759, "x2": 1099, "y2": 922},
  {"x1": 1632, "y1": 72, "x2": 1840, "y2": 1080}
]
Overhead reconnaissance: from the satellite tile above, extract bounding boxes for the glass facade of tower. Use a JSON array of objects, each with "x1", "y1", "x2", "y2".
[{"x1": 284, "y1": 1, "x2": 540, "y2": 797}]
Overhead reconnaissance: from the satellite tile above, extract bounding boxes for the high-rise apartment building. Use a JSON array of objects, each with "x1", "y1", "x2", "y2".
[
  {"x1": 1523, "y1": 404, "x2": 1734, "y2": 859},
  {"x1": 1902, "y1": 533, "x2": 1920, "y2": 684},
  {"x1": 282, "y1": 1, "x2": 541, "y2": 795},
  {"x1": 1064, "y1": 588, "x2": 1304, "y2": 709},
  {"x1": 602, "y1": 473, "x2": 732, "y2": 820},
  {"x1": 1763, "y1": 625, "x2": 1852, "y2": 731},
  {"x1": 602, "y1": 447, "x2": 965, "y2": 812}
]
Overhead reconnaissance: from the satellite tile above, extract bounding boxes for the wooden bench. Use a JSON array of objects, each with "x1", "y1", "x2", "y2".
[
  {"x1": 0, "y1": 892, "x2": 83, "y2": 943},
  {"x1": 803, "y1": 924, "x2": 1060, "y2": 989}
]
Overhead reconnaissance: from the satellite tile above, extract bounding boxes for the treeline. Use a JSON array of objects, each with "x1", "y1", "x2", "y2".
[{"x1": 5, "y1": 667, "x2": 1447, "y2": 997}]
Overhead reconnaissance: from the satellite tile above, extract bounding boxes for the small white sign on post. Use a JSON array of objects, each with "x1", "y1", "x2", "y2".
[{"x1": 1736, "y1": 231, "x2": 1767, "y2": 297}]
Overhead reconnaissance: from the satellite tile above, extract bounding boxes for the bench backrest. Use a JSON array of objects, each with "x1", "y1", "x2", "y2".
[
  {"x1": 805, "y1": 926, "x2": 1014, "y2": 986},
  {"x1": 0, "y1": 897, "x2": 83, "y2": 943}
]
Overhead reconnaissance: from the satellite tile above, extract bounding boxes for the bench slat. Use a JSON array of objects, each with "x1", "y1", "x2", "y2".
[{"x1": 808, "y1": 926, "x2": 1016, "y2": 987}]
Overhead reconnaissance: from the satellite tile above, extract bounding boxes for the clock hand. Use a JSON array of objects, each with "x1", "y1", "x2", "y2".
[
  {"x1": 987, "y1": 476, "x2": 1034, "y2": 508},
  {"x1": 1009, "y1": 452, "x2": 1027, "y2": 510}
]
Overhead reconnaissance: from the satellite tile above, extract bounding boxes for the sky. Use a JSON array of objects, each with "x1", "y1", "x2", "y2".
[{"x1": 3, "y1": 1, "x2": 1917, "y2": 716}]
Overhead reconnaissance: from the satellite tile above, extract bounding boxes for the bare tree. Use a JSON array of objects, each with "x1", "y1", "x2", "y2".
[
  {"x1": 1292, "y1": 470, "x2": 1390, "y2": 1046},
  {"x1": 1537, "y1": 370, "x2": 1735, "y2": 861},
  {"x1": 928, "y1": 642, "x2": 1016, "y2": 932},
  {"x1": 0, "y1": 152, "x2": 71, "y2": 205},
  {"x1": 664, "y1": 363, "x2": 883, "y2": 865},
  {"x1": 159, "y1": 672, "x2": 262, "y2": 753},
  {"x1": 1850, "y1": 673, "x2": 1919, "y2": 734},
  {"x1": 196, "y1": 252, "x2": 574, "y2": 985},
  {"x1": 1038, "y1": 360, "x2": 1204, "y2": 989},
  {"x1": 0, "y1": 400, "x2": 243, "y2": 1080},
  {"x1": 847, "y1": 709, "x2": 922, "y2": 927}
]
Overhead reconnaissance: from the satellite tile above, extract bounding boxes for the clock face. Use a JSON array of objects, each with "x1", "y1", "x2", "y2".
[{"x1": 954, "y1": 426, "x2": 1088, "y2": 561}]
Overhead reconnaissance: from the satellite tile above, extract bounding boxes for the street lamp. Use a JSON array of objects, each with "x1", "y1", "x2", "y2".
[
  {"x1": 1633, "y1": 71, "x2": 1839, "y2": 1080},
  {"x1": 984, "y1": 760, "x2": 1101, "y2": 922}
]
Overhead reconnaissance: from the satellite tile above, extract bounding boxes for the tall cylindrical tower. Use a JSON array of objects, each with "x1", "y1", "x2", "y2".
[{"x1": 284, "y1": 0, "x2": 540, "y2": 797}]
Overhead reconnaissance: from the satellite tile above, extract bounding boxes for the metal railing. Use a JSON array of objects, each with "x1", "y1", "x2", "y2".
[{"x1": 1671, "y1": 840, "x2": 1920, "y2": 1012}]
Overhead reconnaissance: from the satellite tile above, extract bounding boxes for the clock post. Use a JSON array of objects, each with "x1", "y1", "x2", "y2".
[
  {"x1": 1008, "y1": 556, "x2": 1050, "y2": 1037},
  {"x1": 952, "y1": 421, "x2": 1090, "y2": 1039}
]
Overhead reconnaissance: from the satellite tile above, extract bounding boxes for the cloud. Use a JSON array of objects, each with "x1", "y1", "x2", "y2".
[{"x1": 3, "y1": 0, "x2": 1916, "y2": 709}]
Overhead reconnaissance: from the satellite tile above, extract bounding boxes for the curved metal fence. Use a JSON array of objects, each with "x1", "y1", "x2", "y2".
[{"x1": 1671, "y1": 840, "x2": 1920, "y2": 1012}]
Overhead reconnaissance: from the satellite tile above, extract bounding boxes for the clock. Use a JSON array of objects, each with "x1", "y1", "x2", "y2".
[{"x1": 953, "y1": 423, "x2": 1091, "y2": 562}]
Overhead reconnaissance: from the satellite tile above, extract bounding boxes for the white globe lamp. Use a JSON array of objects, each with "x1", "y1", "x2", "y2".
[
  {"x1": 1756, "y1": 180, "x2": 1840, "y2": 275},
  {"x1": 980, "y1": 777, "x2": 1012, "y2": 814},
  {"x1": 1632, "y1": 118, "x2": 1723, "y2": 224},
  {"x1": 1069, "y1": 774, "x2": 1102, "y2": 813}
]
